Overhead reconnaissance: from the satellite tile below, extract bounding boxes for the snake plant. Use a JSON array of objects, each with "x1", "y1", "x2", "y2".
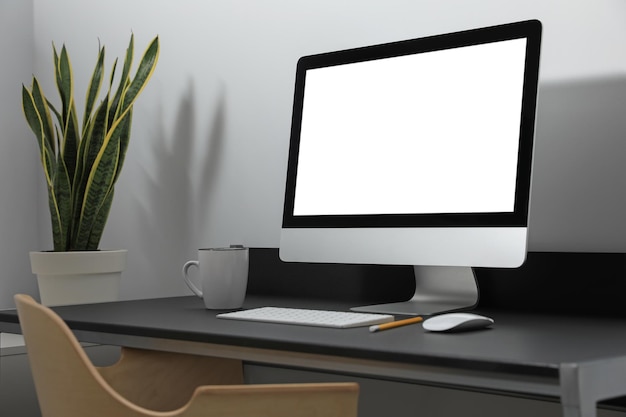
[{"x1": 22, "y1": 34, "x2": 159, "y2": 251}]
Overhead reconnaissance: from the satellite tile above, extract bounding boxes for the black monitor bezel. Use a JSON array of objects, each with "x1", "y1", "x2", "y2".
[{"x1": 282, "y1": 20, "x2": 542, "y2": 229}]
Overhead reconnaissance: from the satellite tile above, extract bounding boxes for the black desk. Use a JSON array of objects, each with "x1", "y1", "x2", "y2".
[{"x1": 2, "y1": 295, "x2": 626, "y2": 417}]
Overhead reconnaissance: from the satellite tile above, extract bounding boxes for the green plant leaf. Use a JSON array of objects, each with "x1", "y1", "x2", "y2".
[
  {"x1": 52, "y1": 44, "x2": 62, "y2": 107},
  {"x1": 74, "y1": 125, "x2": 121, "y2": 249},
  {"x1": 102, "y1": 36, "x2": 159, "y2": 186},
  {"x1": 55, "y1": 45, "x2": 79, "y2": 186},
  {"x1": 47, "y1": 185, "x2": 65, "y2": 251},
  {"x1": 83, "y1": 44, "x2": 105, "y2": 133},
  {"x1": 56, "y1": 45, "x2": 73, "y2": 123},
  {"x1": 109, "y1": 58, "x2": 118, "y2": 89},
  {"x1": 63, "y1": 105, "x2": 80, "y2": 187},
  {"x1": 120, "y1": 36, "x2": 159, "y2": 115},
  {"x1": 109, "y1": 35, "x2": 134, "y2": 126},
  {"x1": 102, "y1": 36, "x2": 159, "y2": 185},
  {"x1": 50, "y1": 157, "x2": 72, "y2": 251},
  {"x1": 30, "y1": 79, "x2": 56, "y2": 156},
  {"x1": 71, "y1": 96, "x2": 110, "y2": 245},
  {"x1": 45, "y1": 98, "x2": 62, "y2": 130},
  {"x1": 43, "y1": 99, "x2": 64, "y2": 154},
  {"x1": 86, "y1": 188, "x2": 114, "y2": 250},
  {"x1": 22, "y1": 85, "x2": 55, "y2": 182},
  {"x1": 22, "y1": 86, "x2": 46, "y2": 153},
  {"x1": 112, "y1": 109, "x2": 132, "y2": 183}
]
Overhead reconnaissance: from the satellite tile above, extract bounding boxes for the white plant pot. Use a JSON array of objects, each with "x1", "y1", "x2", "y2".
[{"x1": 30, "y1": 250, "x2": 127, "y2": 306}]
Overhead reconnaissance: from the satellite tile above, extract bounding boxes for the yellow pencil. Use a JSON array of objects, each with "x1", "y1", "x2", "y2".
[{"x1": 369, "y1": 316, "x2": 423, "y2": 333}]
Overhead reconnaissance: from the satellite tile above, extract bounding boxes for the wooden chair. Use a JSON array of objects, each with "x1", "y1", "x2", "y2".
[{"x1": 14, "y1": 294, "x2": 359, "y2": 417}]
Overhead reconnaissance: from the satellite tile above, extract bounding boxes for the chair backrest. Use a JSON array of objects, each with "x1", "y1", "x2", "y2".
[
  {"x1": 14, "y1": 294, "x2": 151, "y2": 417},
  {"x1": 14, "y1": 294, "x2": 360, "y2": 417}
]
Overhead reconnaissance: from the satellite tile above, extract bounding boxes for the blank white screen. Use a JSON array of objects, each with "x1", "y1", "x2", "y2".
[{"x1": 293, "y1": 38, "x2": 527, "y2": 216}]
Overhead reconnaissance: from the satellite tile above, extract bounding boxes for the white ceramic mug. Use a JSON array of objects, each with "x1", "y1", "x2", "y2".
[{"x1": 182, "y1": 246, "x2": 249, "y2": 309}]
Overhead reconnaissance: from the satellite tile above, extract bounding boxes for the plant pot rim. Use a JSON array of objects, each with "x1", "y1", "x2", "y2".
[{"x1": 30, "y1": 249, "x2": 127, "y2": 275}]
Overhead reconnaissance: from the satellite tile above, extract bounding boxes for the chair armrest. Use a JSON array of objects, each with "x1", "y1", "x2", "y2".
[
  {"x1": 180, "y1": 382, "x2": 359, "y2": 417},
  {"x1": 97, "y1": 347, "x2": 244, "y2": 411}
]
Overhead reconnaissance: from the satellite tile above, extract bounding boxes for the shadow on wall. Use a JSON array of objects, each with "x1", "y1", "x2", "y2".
[
  {"x1": 529, "y1": 75, "x2": 626, "y2": 252},
  {"x1": 133, "y1": 81, "x2": 226, "y2": 297}
]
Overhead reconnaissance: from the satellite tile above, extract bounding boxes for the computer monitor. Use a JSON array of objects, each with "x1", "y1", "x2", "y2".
[{"x1": 280, "y1": 20, "x2": 542, "y2": 316}]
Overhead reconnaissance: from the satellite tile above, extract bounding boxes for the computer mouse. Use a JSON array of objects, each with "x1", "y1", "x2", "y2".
[{"x1": 422, "y1": 312, "x2": 494, "y2": 332}]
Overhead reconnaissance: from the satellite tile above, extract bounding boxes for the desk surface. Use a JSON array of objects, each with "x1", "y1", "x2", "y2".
[
  {"x1": 3, "y1": 295, "x2": 626, "y2": 373},
  {"x1": 3, "y1": 295, "x2": 626, "y2": 416}
]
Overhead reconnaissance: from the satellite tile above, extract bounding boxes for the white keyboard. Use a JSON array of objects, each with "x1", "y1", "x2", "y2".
[{"x1": 217, "y1": 307, "x2": 394, "y2": 329}]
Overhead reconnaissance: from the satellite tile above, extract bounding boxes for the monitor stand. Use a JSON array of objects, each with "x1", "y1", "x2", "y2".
[{"x1": 351, "y1": 266, "x2": 479, "y2": 316}]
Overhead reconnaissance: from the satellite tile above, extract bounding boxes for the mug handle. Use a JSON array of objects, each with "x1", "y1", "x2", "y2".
[{"x1": 182, "y1": 260, "x2": 203, "y2": 297}]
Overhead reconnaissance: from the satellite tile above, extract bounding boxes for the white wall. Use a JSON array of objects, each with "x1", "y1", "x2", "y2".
[
  {"x1": 1, "y1": 0, "x2": 625, "y2": 305},
  {"x1": 0, "y1": 0, "x2": 40, "y2": 308}
]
